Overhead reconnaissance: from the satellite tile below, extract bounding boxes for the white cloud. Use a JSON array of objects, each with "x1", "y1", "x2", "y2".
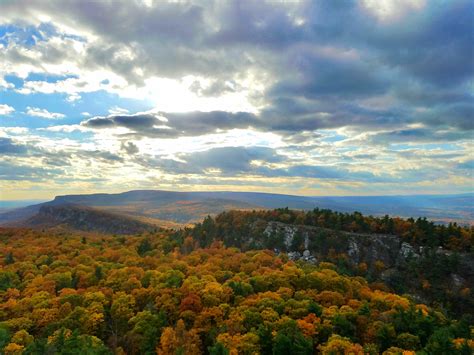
[
  {"x1": 0, "y1": 77, "x2": 15, "y2": 90},
  {"x1": 0, "y1": 104, "x2": 15, "y2": 115},
  {"x1": 0, "y1": 126, "x2": 28, "y2": 135},
  {"x1": 81, "y1": 112, "x2": 91, "y2": 117},
  {"x1": 66, "y1": 93, "x2": 81, "y2": 102},
  {"x1": 41, "y1": 124, "x2": 91, "y2": 133},
  {"x1": 26, "y1": 106, "x2": 65, "y2": 119},
  {"x1": 108, "y1": 106, "x2": 129, "y2": 115}
]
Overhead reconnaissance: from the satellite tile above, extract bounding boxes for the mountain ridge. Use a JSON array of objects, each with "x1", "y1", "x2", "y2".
[
  {"x1": 17, "y1": 204, "x2": 156, "y2": 234},
  {"x1": 1, "y1": 190, "x2": 472, "y2": 227}
]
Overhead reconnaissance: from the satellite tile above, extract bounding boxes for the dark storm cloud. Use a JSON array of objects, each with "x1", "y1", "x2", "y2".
[
  {"x1": 270, "y1": 51, "x2": 388, "y2": 99},
  {"x1": 419, "y1": 102, "x2": 474, "y2": 131},
  {"x1": 82, "y1": 111, "x2": 259, "y2": 138},
  {"x1": 367, "y1": 0, "x2": 474, "y2": 87},
  {"x1": 81, "y1": 102, "x2": 413, "y2": 138}
]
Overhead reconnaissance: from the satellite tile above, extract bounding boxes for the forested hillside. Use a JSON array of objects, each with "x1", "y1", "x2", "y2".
[
  {"x1": 0, "y1": 212, "x2": 473, "y2": 354},
  {"x1": 180, "y1": 209, "x2": 473, "y2": 317}
]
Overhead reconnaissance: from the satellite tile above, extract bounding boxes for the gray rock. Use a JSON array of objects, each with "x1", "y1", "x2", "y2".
[
  {"x1": 288, "y1": 251, "x2": 301, "y2": 261},
  {"x1": 347, "y1": 239, "x2": 360, "y2": 263},
  {"x1": 399, "y1": 242, "x2": 419, "y2": 259},
  {"x1": 451, "y1": 274, "x2": 465, "y2": 289}
]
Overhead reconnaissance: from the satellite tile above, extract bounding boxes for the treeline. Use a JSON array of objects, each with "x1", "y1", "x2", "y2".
[
  {"x1": 187, "y1": 208, "x2": 473, "y2": 252},
  {"x1": 0, "y1": 228, "x2": 472, "y2": 354}
]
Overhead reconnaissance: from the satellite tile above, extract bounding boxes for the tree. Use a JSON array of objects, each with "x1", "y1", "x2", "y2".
[
  {"x1": 0, "y1": 271, "x2": 19, "y2": 291},
  {"x1": 110, "y1": 292, "x2": 136, "y2": 344},
  {"x1": 95, "y1": 265, "x2": 104, "y2": 281},
  {"x1": 0, "y1": 327, "x2": 11, "y2": 350},
  {"x1": 5, "y1": 252, "x2": 14, "y2": 265},
  {"x1": 208, "y1": 342, "x2": 229, "y2": 355},
  {"x1": 376, "y1": 323, "x2": 396, "y2": 351},
  {"x1": 332, "y1": 314, "x2": 356, "y2": 340},
  {"x1": 128, "y1": 310, "x2": 166, "y2": 354},
  {"x1": 273, "y1": 321, "x2": 313, "y2": 355},
  {"x1": 137, "y1": 239, "x2": 153, "y2": 256},
  {"x1": 11, "y1": 330, "x2": 34, "y2": 347},
  {"x1": 396, "y1": 332, "x2": 420, "y2": 350},
  {"x1": 424, "y1": 328, "x2": 457, "y2": 354},
  {"x1": 319, "y1": 335, "x2": 363, "y2": 354},
  {"x1": 291, "y1": 230, "x2": 305, "y2": 252}
]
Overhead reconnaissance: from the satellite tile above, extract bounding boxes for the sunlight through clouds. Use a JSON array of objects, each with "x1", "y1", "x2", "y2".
[{"x1": 0, "y1": 0, "x2": 472, "y2": 199}]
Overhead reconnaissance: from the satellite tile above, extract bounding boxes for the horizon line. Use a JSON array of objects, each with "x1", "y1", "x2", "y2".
[{"x1": 1, "y1": 189, "x2": 473, "y2": 202}]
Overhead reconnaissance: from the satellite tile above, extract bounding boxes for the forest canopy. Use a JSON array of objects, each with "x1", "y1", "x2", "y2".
[{"x1": 0, "y1": 216, "x2": 472, "y2": 354}]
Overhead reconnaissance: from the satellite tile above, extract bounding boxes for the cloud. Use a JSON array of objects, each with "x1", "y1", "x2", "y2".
[
  {"x1": 0, "y1": 137, "x2": 28, "y2": 155},
  {"x1": 130, "y1": 144, "x2": 450, "y2": 185},
  {"x1": 366, "y1": 128, "x2": 473, "y2": 145},
  {"x1": 0, "y1": 104, "x2": 15, "y2": 115},
  {"x1": 182, "y1": 146, "x2": 284, "y2": 174},
  {"x1": 82, "y1": 111, "x2": 259, "y2": 138},
  {"x1": 108, "y1": 106, "x2": 129, "y2": 115},
  {"x1": 41, "y1": 124, "x2": 92, "y2": 133},
  {"x1": 26, "y1": 106, "x2": 65, "y2": 119},
  {"x1": 0, "y1": 161, "x2": 63, "y2": 181},
  {"x1": 121, "y1": 141, "x2": 139, "y2": 155},
  {"x1": 0, "y1": 0, "x2": 472, "y2": 196},
  {"x1": 270, "y1": 49, "x2": 388, "y2": 99}
]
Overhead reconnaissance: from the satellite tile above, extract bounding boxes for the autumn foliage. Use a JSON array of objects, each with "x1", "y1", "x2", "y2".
[{"x1": 0, "y1": 227, "x2": 472, "y2": 354}]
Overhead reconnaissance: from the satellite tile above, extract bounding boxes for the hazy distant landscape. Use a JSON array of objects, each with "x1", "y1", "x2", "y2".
[{"x1": 1, "y1": 191, "x2": 472, "y2": 230}]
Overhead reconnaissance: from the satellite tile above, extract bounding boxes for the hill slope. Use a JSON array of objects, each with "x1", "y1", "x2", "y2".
[{"x1": 18, "y1": 204, "x2": 155, "y2": 234}]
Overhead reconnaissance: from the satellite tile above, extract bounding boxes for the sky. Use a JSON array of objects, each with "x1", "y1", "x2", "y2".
[{"x1": 0, "y1": 0, "x2": 473, "y2": 200}]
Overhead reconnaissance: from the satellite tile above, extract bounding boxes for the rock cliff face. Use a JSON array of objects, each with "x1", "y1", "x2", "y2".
[
  {"x1": 262, "y1": 221, "x2": 413, "y2": 270},
  {"x1": 258, "y1": 220, "x2": 473, "y2": 315},
  {"x1": 22, "y1": 204, "x2": 154, "y2": 234}
]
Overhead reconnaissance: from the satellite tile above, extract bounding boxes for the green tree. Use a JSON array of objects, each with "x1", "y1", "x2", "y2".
[
  {"x1": 424, "y1": 328, "x2": 457, "y2": 355},
  {"x1": 137, "y1": 239, "x2": 153, "y2": 256},
  {"x1": 0, "y1": 327, "x2": 11, "y2": 349},
  {"x1": 128, "y1": 310, "x2": 167, "y2": 354},
  {"x1": 273, "y1": 321, "x2": 313, "y2": 355},
  {"x1": 208, "y1": 342, "x2": 230, "y2": 355},
  {"x1": 5, "y1": 252, "x2": 14, "y2": 265},
  {"x1": 0, "y1": 271, "x2": 19, "y2": 291}
]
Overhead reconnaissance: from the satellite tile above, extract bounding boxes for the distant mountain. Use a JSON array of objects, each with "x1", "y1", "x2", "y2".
[
  {"x1": 0, "y1": 190, "x2": 472, "y2": 227},
  {"x1": 15, "y1": 204, "x2": 155, "y2": 234}
]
